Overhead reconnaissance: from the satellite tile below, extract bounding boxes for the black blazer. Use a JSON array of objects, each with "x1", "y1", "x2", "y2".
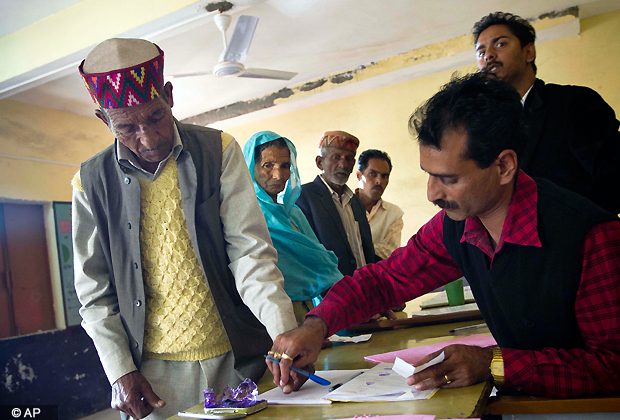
[
  {"x1": 297, "y1": 176, "x2": 375, "y2": 277},
  {"x1": 522, "y1": 79, "x2": 620, "y2": 214}
]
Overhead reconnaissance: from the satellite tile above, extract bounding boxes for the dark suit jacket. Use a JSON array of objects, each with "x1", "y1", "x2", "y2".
[
  {"x1": 297, "y1": 176, "x2": 375, "y2": 277},
  {"x1": 522, "y1": 79, "x2": 620, "y2": 214}
]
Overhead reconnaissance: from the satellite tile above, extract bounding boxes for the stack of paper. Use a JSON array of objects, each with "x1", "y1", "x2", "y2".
[
  {"x1": 329, "y1": 333, "x2": 372, "y2": 343},
  {"x1": 325, "y1": 363, "x2": 438, "y2": 402},
  {"x1": 419, "y1": 286, "x2": 475, "y2": 309},
  {"x1": 259, "y1": 370, "x2": 366, "y2": 404},
  {"x1": 412, "y1": 303, "x2": 479, "y2": 316},
  {"x1": 260, "y1": 363, "x2": 438, "y2": 404}
]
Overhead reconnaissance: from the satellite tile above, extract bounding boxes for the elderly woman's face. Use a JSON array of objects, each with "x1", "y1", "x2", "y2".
[{"x1": 254, "y1": 146, "x2": 291, "y2": 202}]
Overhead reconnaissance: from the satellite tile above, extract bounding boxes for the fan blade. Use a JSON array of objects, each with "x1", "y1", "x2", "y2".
[
  {"x1": 239, "y1": 68, "x2": 297, "y2": 80},
  {"x1": 166, "y1": 71, "x2": 213, "y2": 79},
  {"x1": 222, "y1": 15, "x2": 259, "y2": 63}
]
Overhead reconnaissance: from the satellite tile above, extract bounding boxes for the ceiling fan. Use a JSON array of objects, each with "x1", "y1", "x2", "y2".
[{"x1": 167, "y1": 13, "x2": 297, "y2": 81}]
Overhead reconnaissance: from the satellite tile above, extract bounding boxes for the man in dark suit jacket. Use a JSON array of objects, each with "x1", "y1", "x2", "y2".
[
  {"x1": 297, "y1": 131, "x2": 375, "y2": 277},
  {"x1": 473, "y1": 12, "x2": 620, "y2": 214}
]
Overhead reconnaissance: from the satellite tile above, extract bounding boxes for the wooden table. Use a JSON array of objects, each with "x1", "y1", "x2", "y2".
[{"x1": 169, "y1": 319, "x2": 494, "y2": 419}]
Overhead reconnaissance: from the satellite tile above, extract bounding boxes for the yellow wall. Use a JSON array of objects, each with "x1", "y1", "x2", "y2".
[
  {"x1": 0, "y1": 10, "x2": 619, "y2": 239},
  {"x1": 0, "y1": 99, "x2": 111, "y2": 202},
  {"x1": 224, "y1": 9, "x2": 620, "y2": 241}
]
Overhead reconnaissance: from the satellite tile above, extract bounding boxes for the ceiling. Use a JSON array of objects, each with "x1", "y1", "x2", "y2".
[{"x1": 2, "y1": 0, "x2": 619, "y2": 125}]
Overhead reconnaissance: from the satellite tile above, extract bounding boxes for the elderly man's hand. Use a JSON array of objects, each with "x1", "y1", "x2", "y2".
[
  {"x1": 266, "y1": 316, "x2": 327, "y2": 393},
  {"x1": 406, "y1": 345, "x2": 493, "y2": 390},
  {"x1": 111, "y1": 371, "x2": 165, "y2": 419}
]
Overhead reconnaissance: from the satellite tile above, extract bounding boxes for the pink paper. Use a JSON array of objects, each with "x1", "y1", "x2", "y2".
[
  {"x1": 364, "y1": 334, "x2": 497, "y2": 364},
  {"x1": 329, "y1": 416, "x2": 434, "y2": 420}
]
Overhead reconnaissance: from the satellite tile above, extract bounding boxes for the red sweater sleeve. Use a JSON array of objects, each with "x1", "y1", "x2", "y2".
[{"x1": 309, "y1": 211, "x2": 462, "y2": 336}]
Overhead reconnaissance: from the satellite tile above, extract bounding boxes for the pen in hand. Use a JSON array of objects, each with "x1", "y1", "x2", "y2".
[{"x1": 265, "y1": 355, "x2": 331, "y2": 386}]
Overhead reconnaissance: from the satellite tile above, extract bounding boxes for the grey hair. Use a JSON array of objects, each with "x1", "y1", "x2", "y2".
[
  {"x1": 99, "y1": 107, "x2": 111, "y2": 125},
  {"x1": 317, "y1": 145, "x2": 329, "y2": 157}
]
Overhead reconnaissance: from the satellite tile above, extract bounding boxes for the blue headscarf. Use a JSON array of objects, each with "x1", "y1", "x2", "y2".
[{"x1": 243, "y1": 131, "x2": 342, "y2": 301}]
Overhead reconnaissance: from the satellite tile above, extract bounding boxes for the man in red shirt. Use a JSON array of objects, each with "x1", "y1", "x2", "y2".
[{"x1": 266, "y1": 73, "x2": 620, "y2": 398}]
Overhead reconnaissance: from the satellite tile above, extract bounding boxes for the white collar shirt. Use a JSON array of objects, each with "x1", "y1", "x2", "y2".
[{"x1": 319, "y1": 174, "x2": 367, "y2": 268}]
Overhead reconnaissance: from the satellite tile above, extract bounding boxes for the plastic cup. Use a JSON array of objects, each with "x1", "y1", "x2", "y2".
[{"x1": 445, "y1": 278, "x2": 465, "y2": 306}]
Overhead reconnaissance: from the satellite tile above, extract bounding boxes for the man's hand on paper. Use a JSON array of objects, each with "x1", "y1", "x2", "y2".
[
  {"x1": 406, "y1": 344, "x2": 493, "y2": 390},
  {"x1": 267, "y1": 316, "x2": 327, "y2": 394},
  {"x1": 111, "y1": 370, "x2": 165, "y2": 419}
]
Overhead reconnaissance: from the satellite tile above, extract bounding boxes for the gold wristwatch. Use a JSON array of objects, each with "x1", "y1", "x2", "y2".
[{"x1": 490, "y1": 347, "x2": 505, "y2": 386}]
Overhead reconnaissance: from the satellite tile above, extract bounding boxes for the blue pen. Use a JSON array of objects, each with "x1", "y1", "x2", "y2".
[{"x1": 265, "y1": 355, "x2": 331, "y2": 386}]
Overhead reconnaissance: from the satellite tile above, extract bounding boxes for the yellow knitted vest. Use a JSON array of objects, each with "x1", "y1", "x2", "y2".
[{"x1": 139, "y1": 158, "x2": 231, "y2": 361}]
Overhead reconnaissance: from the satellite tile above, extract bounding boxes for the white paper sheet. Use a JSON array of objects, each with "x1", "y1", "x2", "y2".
[
  {"x1": 392, "y1": 352, "x2": 445, "y2": 378},
  {"x1": 325, "y1": 363, "x2": 438, "y2": 402},
  {"x1": 328, "y1": 333, "x2": 372, "y2": 343},
  {"x1": 412, "y1": 303, "x2": 479, "y2": 316},
  {"x1": 259, "y1": 369, "x2": 367, "y2": 404},
  {"x1": 419, "y1": 286, "x2": 475, "y2": 309}
]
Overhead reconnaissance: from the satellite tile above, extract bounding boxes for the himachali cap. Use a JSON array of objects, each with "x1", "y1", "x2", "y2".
[
  {"x1": 319, "y1": 130, "x2": 360, "y2": 152},
  {"x1": 79, "y1": 38, "x2": 164, "y2": 109}
]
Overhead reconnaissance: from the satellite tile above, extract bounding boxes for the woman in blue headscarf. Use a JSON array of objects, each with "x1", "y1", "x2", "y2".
[{"x1": 243, "y1": 131, "x2": 342, "y2": 325}]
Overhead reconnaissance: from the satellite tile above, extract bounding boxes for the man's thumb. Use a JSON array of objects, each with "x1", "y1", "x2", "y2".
[{"x1": 141, "y1": 385, "x2": 166, "y2": 408}]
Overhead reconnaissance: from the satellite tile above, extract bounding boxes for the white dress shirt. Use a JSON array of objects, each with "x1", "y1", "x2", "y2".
[
  {"x1": 319, "y1": 175, "x2": 367, "y2": 269},
  {"x1": 367, "y1": 198, "x2": 404, "y2": 260}
]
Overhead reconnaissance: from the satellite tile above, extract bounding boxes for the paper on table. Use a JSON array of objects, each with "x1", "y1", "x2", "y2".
[
  {"x1": 392, "y1": 352, "x2": 445, "y2": 378},
  {"x1": 412, "y1": 303, "x2": 479, "y2": 316},
  {"x1": 325, "y1": 363, "x2": 438, "y2": 402},
  {"x1": 329, "y1": 416, "x2": 435, "y2": 420},
  {"x1": 365, "y1": 334, "x2": 497, "y2": 364},
  {"x1": 329, "y1": 333, "x2": 372, "y2": 343},
  {"x1": 419, "y1": 286, "x2": 475, "y2": 309},
  {"x1": 259, "y1": 369, "x2": 367, "y2": 404}
]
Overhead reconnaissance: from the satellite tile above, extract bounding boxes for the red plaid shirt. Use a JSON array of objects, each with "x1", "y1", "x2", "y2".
[{"x1": 310, "y1": 170, "x2": 620, "y2": 397}]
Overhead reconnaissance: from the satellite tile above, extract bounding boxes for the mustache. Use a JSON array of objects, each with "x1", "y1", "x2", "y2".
[
  {"x1": 481, "y1": 62, "x2": 502, "y2": 75},
  {"x1": 141, "y1": 145, "x2": 160, "y2": 152},
  {"x1": 433, "y1": 199, "x2": 459, "y2": 210}
]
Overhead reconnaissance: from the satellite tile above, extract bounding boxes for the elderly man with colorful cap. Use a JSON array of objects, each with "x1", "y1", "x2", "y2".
[
  {"x1": 71, "y1": 38, "x2": 297, "y2": 419},
  {"x1": 296, "y1": 131, "x2": 375, "y2": 278}
]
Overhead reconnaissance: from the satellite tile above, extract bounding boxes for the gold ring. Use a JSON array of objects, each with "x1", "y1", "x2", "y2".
[
  {"x1": 267, "y1": 351, "x2": 275, "y2": 356},
  {"x1": 274, "y1": 352, "x2": 282, "y2": 359},
  {"x1": 444, "y1": 374, "x2": 451, "y2": 385},
  {"x1": 281, "y1": 353, "x2": 294, "y2": 361}
]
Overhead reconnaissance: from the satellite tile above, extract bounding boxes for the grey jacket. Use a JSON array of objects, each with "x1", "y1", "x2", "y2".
[{"x1": 73, "y1": 123, "x2": 297, "y2": 384}]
